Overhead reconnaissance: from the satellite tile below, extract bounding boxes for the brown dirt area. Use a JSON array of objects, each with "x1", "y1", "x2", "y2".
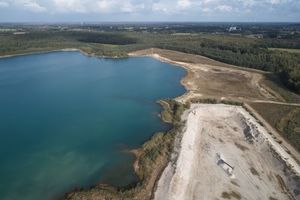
[{"x1": 129, "y1": 48, "x2": 280, "y2": 102}]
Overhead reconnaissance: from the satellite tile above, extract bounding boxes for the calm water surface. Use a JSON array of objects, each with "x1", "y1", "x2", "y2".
[{"x1": 0, "y1": 52, "x2": 185, "y2": 200}]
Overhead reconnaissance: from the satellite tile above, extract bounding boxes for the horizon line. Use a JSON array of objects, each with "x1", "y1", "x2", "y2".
[{"x1": 0, "y1": 21, "x2": 300, "y2": 24}]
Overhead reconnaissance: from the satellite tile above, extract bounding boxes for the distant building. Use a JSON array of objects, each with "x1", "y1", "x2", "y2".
[
  {"x1": 13, "y1": 32, "x2": 26, "y2": 35},
  {"x1": 228, "y1": 26, "x2": 242, "y2": 32},
  {"x1": 229, "y1": 26, "x2": 237, "y2": 32}
]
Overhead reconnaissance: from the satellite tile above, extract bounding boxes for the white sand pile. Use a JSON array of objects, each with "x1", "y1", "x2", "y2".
[{"x1": 154, "y1": 104, "x2": 300, "y2": 200}]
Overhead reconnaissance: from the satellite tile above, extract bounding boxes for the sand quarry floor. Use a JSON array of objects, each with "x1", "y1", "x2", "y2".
[{"x1": 154, "y1": 104, "x2": 300, "y2": 200}]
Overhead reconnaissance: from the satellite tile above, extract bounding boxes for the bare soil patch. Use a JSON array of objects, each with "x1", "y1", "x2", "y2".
[
  {"x1": 154, "y1": 104, "x2": 300, "y2": 200},
  {"x1": 130, "y1": 48, "x2": 279, "y2": 102}
]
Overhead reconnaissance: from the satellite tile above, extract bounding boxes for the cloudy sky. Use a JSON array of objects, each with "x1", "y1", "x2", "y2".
[{"x1": 0, "y1": 0, "x2": 299, "y2": 22}]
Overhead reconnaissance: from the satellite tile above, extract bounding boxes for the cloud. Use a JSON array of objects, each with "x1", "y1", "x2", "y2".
[
  {"x1": 121, "y1": 1, "x2": 145, "y2": 13},
  {"x1": 50, "y1": 0, "x2": 145, "y2": 14},
  {"x1": 153, "y1": 0, "x2": 193, "y2": 13},
  {"x1": 52, "y1": 0, "x2": 86, "y2": 13},
  {"x1": 0, "y1": 1, "x2": 9, "y2": 7},
  {"x1": 0, "y1": 0, "x2": 299, "y2": 21},
  {"x1": 177, "y1": 0, "x2": 191, "y2": 10},
  {"x1": 239, "y1": 0, "x2": 294, "y2": 8},
  {"x1": 152, "y1": 1, "x2": 169, "y2": 13},
  {"x1": 19, "y1": 0, "x2": 46, "y2": 12},
  {"x1": 96, "y1": 0, "x2": 145, "y2": 13},
  {"x1": 96, "y1": 0, "x2": 114, "y2": 13},
  {"x1": 5, "y1": 0, "x2": 47, "y2": 12},
  {"x1": 4, "y1": 0, "x2": 299, "y2": 15},
  {"x1": 216, "y1": 4, "x2": 232, "y2": 12}
]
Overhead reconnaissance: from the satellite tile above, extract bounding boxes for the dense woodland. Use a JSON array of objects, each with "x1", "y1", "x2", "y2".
[{"x1": 0, "y1": 23, "x2": 299, "y2": 93}]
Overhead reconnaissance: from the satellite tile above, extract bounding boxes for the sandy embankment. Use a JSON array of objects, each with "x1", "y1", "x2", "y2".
[
  {"x1": 129, "y1": 49, "x2": 280, "y2": 103},
  {"x1": 154, "y1": 104, "x2": 300, "y2": 200}
]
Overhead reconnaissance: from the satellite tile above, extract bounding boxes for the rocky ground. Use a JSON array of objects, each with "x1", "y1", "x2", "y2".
[{"x1": 154, "y1": 104, "x2": 300, "y2": 200}]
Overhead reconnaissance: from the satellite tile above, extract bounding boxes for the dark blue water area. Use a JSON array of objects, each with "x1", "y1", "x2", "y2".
[{"x1": 0, "y1": 51, "x2": 186, "y2": 200}]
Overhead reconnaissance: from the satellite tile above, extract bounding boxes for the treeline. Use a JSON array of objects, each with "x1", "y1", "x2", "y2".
[
  {"x1": 68, "y1": 32, "x2": 138, "y2": 45},
  {"x1": 0, "y1": 31, "x2": 137, "y2": 48},
  {"x1": 0, "y1": 31, "x2": 138, "y2": 57}
]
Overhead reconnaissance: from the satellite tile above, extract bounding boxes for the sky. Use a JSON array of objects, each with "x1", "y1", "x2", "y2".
[{"x1": 0, "y1": 0, "x2": 299, "y2": 22}]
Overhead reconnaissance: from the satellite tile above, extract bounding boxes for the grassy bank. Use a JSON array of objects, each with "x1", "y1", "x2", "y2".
[
  {"x1": 262, "y1": 74, "x2": 300, "y2": 103},
  {"x1": 269, "y1": 48, "x2": 300, "y2": 54},
  {"x1": 249, "y1": 102, "x2": 300, "y2": 152},
  {"x1": 63, "y1": 100, "x2": 188, "y2": 200}
]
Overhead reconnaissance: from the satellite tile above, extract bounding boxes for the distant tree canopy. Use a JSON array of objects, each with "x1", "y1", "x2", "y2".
[{"x1": 72, "y1": 32, "x2": 138, "y2": 45}]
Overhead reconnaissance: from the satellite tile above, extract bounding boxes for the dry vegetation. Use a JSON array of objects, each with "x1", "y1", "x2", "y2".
[
  {"x1": 249, "y1": 102, "x2": 300, "y2": 152},
  {"x1": 262, "y1": 74, "x2": 300, "y2": 103}
]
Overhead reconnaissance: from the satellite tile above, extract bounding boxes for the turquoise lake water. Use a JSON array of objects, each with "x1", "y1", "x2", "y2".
[{"x1": 0, "y1": 52, "x2": 185, "y2": 200}]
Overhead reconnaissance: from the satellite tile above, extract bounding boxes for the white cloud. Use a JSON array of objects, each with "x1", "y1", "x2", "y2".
[
  {"x1": 0, "y1": 1, "x2": 9, "y2": 7},
  {"x1": 96, "y1": 0, "x2": 114, "y2": 13},
  {"x1": 50, "y1": 0, "x2": 145, "y2": 14},
  {"x1": 52, "y1": 0, "x2": 86, "y2": 13},
  {"x1": 201, "y1": 7, "x2": 212, "y2": 12},
  {"x1": 240, "y1": 0, "x2": 256, "y2": 7},
  {"x1": 216, "y1": 4, "x2": 232, "y2": 12},
  {"x1": 239, "y1": 0, "x2": 292, "y2": 8},
  {"x1": 7, "y1": 0, "x2": 299, "y2": 14},
  {"x1": 177, "y1": 0, "x2": 191, "y2": 10},
  {"x1": 120, "y1": 1, "x2": 144, "y2": 13},
  {"x1": 152, "y1": 1, "x2": 169, "y2": 13},
  {"x1": 0, "y1": 0, "x2": 298, "y2": 21},
  {"x1": 153, "y1": 0, "x2": 193, "y2": 13},
  {"x1": 267, "y1": 0, "x2": 287, "y2": 5},
  {"x1": 18, "y1": 0, "x2": 46, "y2": 12}
]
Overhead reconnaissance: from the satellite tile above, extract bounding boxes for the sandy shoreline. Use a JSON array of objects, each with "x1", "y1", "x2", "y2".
[{"x1": 154, "y1": 104, "x2": 300, "y2": 200}]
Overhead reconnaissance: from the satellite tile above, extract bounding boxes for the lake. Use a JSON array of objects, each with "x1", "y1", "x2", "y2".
[{"x1": 0, "y1": 52, "x2": 185, "y2": 200}]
